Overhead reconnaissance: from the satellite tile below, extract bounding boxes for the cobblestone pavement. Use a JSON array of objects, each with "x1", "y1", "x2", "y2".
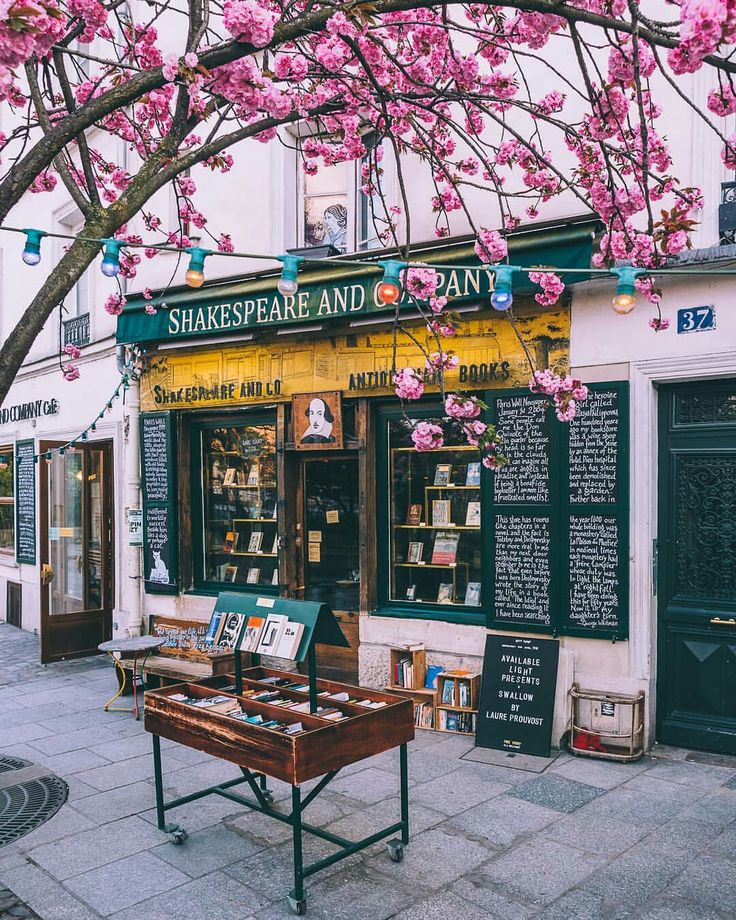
[
  {"x1": 0, "y1": 885, "x2": 40, "y2": 918},
  {"x1": 1, "y1": 621, "x2": 736, "y2": 920}
]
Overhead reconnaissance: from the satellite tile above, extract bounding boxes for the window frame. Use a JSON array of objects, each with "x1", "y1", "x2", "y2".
[
  {"x1": 189, "y1": 411, "x2": 280, "y2": 596},
  {"x1": 0, "y1": 445, "x2": 14, "y2": 556}
]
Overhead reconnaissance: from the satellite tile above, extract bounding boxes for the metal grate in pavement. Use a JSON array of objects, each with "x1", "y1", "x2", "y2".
[
  {"x1": 0, "y1": 758, "x2": 68, "y2": 847},
  {"x1": 0, "y1": 755, "x2": 31, "y2": 775}
]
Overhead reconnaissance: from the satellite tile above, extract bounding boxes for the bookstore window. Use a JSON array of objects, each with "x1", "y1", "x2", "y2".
[
  {"x1": 382, "y1": 414, "x2": 483, "y2": 614},
  {"x1": 193, "y1": 418, "x2": 278, "y2": 591},
  {"x1": 0, "y1": 449, "x2": 13, "y2": 553}
]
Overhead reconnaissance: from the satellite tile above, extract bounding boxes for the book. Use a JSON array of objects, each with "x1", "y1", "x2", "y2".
[
  {"x1": 246, "y1": 567, "x2": 260, "y2": 584},
  {"x1": 431, "y1": 531, "x2": 460, "y2": 565},
  {"x1": 240, "y1": 615, "x2": 266, "y2": 652},
  {"x1": 204, "y1": 610, "x2": 224, "y2": 646},
  {"x1": 464, "y1": 582, "x2": 481, "y2": 606},
  {"x1": 458, "y1": 680, "x2": 471, "y2": 708},
  {"x1": 255, "y1": 613, "x2": 289, "y2": 654},
  {"x1": 248, "y1": 531, "x2": 264, "y2": 553},
  {"x1": 407, "y1": 541, "x2": 424, "y2": 564},
  {"x1": 273, "y1": 621, "x2": 305, "y2": 659},
  {"x1": 223, "y1": 468, "x2": 238, "y2": 486},
  {"x1": 224, "y1": 565, "x2": 238, "y2": 583},
  {"x1": 271, "y1": 568, "x2": 279, "y2": 586},
  {"x1": 246, "y1": 464, "x2": 260, "y2": 486},
  {"x1": 453, "y1": 464, "x2": 467, "y2": 486},
  {"x1": 432, "y1": 500, "x2": 451, "y2": 526},
  {"x1": 466, "y1": 462, "x2": 481, "y2": 486},
  {"x1": 441, "y1": 679, "x2": 455, "y2": 704},
  {"x1": 218, "y1": 611, "x2": 248, "y2": 649},
  {"x1": 271, "y1": 534, "x2": 278, "y2": 555},
  {"x1": 437, "y1": 582, "x2": 454, "y2": 604},
  {"x1": 406, "y1": 503, "x2": 422, "y2": 526},
  {"x1": 406, "y1": 584, "x2": 417, "y2": 600},
  {"x1": 223, "y1": 531, "x2": 239, "y2": 553},
  {"x1": 465, "y1": 501, "x2": 481, "y2": 527},
  {"x1": 425, "y1": 664, "x2": 443, "y2": 689},
  {"x1": 434, "y1": 463, "x2": 452, "y2": 485}
]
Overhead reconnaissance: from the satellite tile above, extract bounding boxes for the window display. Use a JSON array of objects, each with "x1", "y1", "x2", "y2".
[
  {"x1": 200, "y1": 423, "x2": 278, "y2": 589},
  {"x1": 0, "y1": 448, "x2": 14, "y2": 553},
  {"x1": 387, "y1": 418, "x2": 482, "y2": 608}
]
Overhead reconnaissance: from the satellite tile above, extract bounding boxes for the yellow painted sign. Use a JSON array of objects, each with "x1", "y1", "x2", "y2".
[{"x1": 139, "y1": 309, "x2": 570, "y2": 412}]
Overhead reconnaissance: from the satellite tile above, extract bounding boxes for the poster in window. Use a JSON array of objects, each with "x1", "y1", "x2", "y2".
[{"x1": 292, "y1": 391, "x2": 343, "y2": 449}]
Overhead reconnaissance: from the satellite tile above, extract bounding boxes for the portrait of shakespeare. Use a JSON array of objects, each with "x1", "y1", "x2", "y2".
[{"x1": 301, "y1": 397, "x2": 336, "y2": 445}]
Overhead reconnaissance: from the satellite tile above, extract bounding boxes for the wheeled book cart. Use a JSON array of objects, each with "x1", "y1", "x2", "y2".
[{"x1": 144, "y1": 594, "x2": 414, "y2": 916}]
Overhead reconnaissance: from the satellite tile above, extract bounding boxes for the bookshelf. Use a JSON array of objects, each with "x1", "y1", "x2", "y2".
[
  {"x1": 436, "y1": 672, "x2": 480, "y2": 735},
  {"x1": 385, "y1": 645, "x2": 437, "y2": 730}
]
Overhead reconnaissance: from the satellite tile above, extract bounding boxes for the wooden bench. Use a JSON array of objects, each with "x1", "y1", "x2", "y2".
[{"x1": 117, "y1": 616, "x2": 247, "y2": 690}]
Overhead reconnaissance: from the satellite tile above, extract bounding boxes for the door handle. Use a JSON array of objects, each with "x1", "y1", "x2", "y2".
[
  {"x1": 41, "y1": 564, "x2": 55, "y2": 586},
  {"x1": 709, "y1": 617, "x2": 736, "y2": 626}
]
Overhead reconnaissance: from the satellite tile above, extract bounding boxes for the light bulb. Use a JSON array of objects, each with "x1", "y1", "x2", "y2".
[
  {"x1": 45, "y1": 453, "x2": 53, "y2": 465},
  {"x1": 612, "y1": 293, "x2": 636, "y2": 314},
  {"x1": 277, "y1": 277, "x2": 299, "y2": 296},
  {"x1": 490, "y1": 289, "x2": 513, "y2": 311},
  {"x1": 489, "y1": 264, "x2": 516, "y2": 311},
  {"x1": 22, "y1": 248, "x2": 41, "y2": 266},
  {"x1": 185, "y1": 268, "x2": 205, "y2": 288},
  {"x1": 21, "y1": 229, "x2": 45, "y2": 266},
  {"x1": 377, "y1": 280, "x2": 401, "y2": 305},
  {"x1": 101, "y1": 258, "x2": 120, "y2": 277},
  {"x1": 100, "y1": 239, "x2": 122, "y2": 277}
]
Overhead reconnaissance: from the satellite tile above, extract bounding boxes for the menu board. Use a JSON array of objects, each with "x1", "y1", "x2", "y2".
[
  {"x1": 140, "y1": 412, "x2": 178, "y2": 593},
  {"x1": 569, "y1": 388, "x2": 619, "y2": 504},
  {"x1": 476, "y1": 635, "x2": 559, "y2": 757},
  {"x1": 151, "y1": 616, "x2": 210, "y2": 655},
  {"x1": 14, "y1": 439, "x2": 36, "y2": 564},
  {"x1": 494, "y1": 395, "x2": 550, "y2": 504},
  {"x1": 568, "y1": 515, "x2": 620, "y2": 632},
  {"x1": 493, "y1": 514, "x2": 551, "y2": 627}
]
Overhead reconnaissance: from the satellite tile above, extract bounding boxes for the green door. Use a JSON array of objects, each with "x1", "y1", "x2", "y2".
[{"x1": 657, "y1": 380, "x2": 736, "y2": 753}]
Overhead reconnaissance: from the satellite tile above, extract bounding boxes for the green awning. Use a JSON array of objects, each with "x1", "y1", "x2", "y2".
[{"x1": 116, "y1": 219, "x2": 599, "y2": 345}]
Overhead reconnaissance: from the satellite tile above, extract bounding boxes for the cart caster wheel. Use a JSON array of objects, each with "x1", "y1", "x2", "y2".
[
  {"x1": 387, "y1": 840, "x2": 405, "y2": 863},
  {"x1": 262, "y1": 791, "x2": 274, "y2": 806},
  {"x1": 165, "y1": 826, "x2": 188, "y2": 845},
  {"x1": 288, "y1": 893, "x2": 307, "y2": 915}
]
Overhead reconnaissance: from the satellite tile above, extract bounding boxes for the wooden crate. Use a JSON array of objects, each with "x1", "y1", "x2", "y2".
[
  {"x1": 436, "y1": 672, "x2": 480, "y2": 735},
  {"x1": 144, "y1": 666, "x2": 414, "y2": 785},
  {"x1": 388, "y1": 645, "x2": 426, "y2": 690}
]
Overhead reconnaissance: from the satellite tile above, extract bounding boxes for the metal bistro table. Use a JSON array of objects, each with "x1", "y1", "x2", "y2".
[{"x1": 99, "y1": 636, "x2": 166, "y2": 720}]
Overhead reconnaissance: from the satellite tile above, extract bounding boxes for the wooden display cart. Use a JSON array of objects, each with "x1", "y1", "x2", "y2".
[{"x1": 145, "y1": 594, "x2": 414, "y2": 916}]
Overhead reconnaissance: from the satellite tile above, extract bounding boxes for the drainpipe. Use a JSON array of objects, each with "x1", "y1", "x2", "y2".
[{"x1": 117, "y1": 344, "x2": 143, "y2": 637}]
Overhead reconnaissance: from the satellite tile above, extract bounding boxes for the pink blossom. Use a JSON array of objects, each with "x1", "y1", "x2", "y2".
[
  {"x1": 649, "y1": 317, "x2": 671, "y2": 332},
  {"x1": 403, "y1": 267, "x2": 439, "y2": 301},
  {"x1": 223, "y1": 0, "x2": 278, "y2": 47},
  {"x1": 393, "y1": 368, "x2": 425, "y2": 401},
  {"x1": 411, "y1": 421, "x2": 444, "y2": 452},
  {"x1": 474, "y1": 229, "x2": 507, "y2": 263},
  {"x1": 217, "y1": 233, "x2": 235, "y2": 253},
  {"x1": 62, "y1": 364, "x2": 80, "y2": 382},
  {"x1": 104, "y1": 293, "x2": 127, "y2": 316},
  {"x1": 445, "y1": 394, "x2": 482, "y2": 419},
  {"x1": 63, "y1": 344, "x2": 81, "y2": 359},
  {"x1": 145, "y1": 304, "x2": 157, "y2": 315},
  {"x1": 528, "y1": 271, "x2": 565, "y2": 306},
  {"x1": 426, "y1": 351, "x2": 459, "y2": 372}
]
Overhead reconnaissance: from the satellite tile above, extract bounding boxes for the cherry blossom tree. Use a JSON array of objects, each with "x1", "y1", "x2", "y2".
[{"x1": 1, "y1": 0, "x2": 736, "y2": 449}]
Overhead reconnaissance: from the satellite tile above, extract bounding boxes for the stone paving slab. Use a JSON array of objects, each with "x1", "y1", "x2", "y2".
[{"x1": 2, "y1": 622, "x2": 736, "y2": 920}]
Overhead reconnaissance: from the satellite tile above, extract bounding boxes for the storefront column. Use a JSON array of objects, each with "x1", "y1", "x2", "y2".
[{"x1": 120, "y1": 376, "x2": 143, "y2": 636}]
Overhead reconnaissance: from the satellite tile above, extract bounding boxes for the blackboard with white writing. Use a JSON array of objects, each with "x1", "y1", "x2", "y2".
[
  {"x1": 569, "y1": 388, "x2": 619, "y2": 504},
  {"x1": 140, "y1": 412, "x2": 178, "y2": 593},
  {"x1": 568, "y1": 515, "x2": 620, "y2": 632},
  {"x1": 15, "y1": 439, "x2": 36, "y2": 564},
  {"x1": 476, "y1": 634, "x2": 560, "y2": 757},
  {"x1": 493, "y1": 514, "x2": 551, "y2": 627},
  {"x1": 494, "y1": 395, "x2": 551, "y2": 504}
]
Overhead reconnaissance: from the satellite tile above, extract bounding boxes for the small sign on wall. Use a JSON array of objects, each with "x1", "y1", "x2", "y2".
[
  {"x1": 127, "y1": 508, "x2": 143, "y2": 546},
  {"x1": 677, "y1": 305, "x2": 715, "y2": 334}
]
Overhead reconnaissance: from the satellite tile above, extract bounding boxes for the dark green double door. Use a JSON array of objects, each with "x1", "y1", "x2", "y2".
[{"x1": 657, "y1": 380, "x2": 736, "y2": 753}]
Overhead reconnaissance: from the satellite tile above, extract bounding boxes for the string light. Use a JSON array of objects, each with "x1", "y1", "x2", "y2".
[
  {"x1": 376, "y1": 259, "x2": 406, "y2": 305},
  {"x1": 184, "y1": 246, "x2": 210, "y2": 288},
  {"x1": 276, "y1": 254, "x2": 303, "y2": 296},
  {"x1": 22, "y1": 229, "x2": 46, "y2": 266},
  {"x1": 489, "y1": 265, "x2": 517, "y2": 311},
  {"x1": 611, "y1": 266, "x2": 644, "y2": 314},
  {"x1": 101, "y1": 239, "x2": 123, "y2": 277}
]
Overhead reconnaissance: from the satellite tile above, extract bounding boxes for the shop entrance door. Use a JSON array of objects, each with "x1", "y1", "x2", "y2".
[
  {"x1": 299, "y1": 455, "x2": 360, "y2": 681},
  {"x1": 40, "y1": 442, "x2": 114, "y2": 663},
  {"x1": 657, "y1": 380, "x2": 736, "y2": 753}
]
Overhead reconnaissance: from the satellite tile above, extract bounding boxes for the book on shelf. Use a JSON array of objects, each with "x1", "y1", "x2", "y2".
[
  {"x1": 441, "y1": 678, "x2": 455, "y2": 704},
  {"x1": 464, "y1": 582, "x2": 481, "y2": 606},
  {"x1": 223, "y1": 468, "x2": 238, "y2": 486},
  {"x1": 406, "y1": 503, "x2": 422, "y2": 526},
  {"x1": 224, "y1": 565, "x2": 238, "y2": 583},
  {"x1": 437, "y1": 583, "x2": 454, "y2": 604},
  {"x1": 246, "y1": 464, "x2": 260, "y2": 486},
  {"x1": 458, "y1": 680, "x2": 471, "y2": 708},
  {"x1": 248, "y1": 531, "x2": 264, "y2": 553},
  {"x1": 425, "y1": 664, "x2": 443, "y2": 689},
  {"x1": 255, "y1": 613, "x2": 289, "y2": 654},
  {"x1": 271, "y1": 503, "x2": 278, "y2": 519},
  {"x1": 223, "y1": 531, "x2": 239, "y2": 553},
  {"x1": 203, "y1": 610, "x2": 225, "y2": 646},
  {"x1": 273, "y1": 621, "x2": 305, "y2": 659},
  {"x1": 432, "y1": 499, "x2": 451, "y2": 526},
  {"x1": 393, "y1": 655, "x2": 416, "y2": 688},
  {"x1": 466, "y1": 462, "x2": 481, "y2": 486},
  {"x1": 240, "y1": 615, "x2": 266, "y2": 652},
  {"x1": 434, "y1": 463, "x2": 452, "y2": 485},
  {"x1": 439, "y1": 709, "x2": 476, "y2": 733},
  {"x1": 246, "y1": 567, "x2": 261, "y2": 584},
  {"x1": 271, "y1": 534, "x2": 278, "y2": 555},
  {"x1": 414, "y1": 701, "x2": 434, "y2": 729},
  {"x1": 465, "y1": 501, "x2": 481, "y2": 527},
  {"x1": 407, "y1": 541, "x2": 424, "y2": 564},
  {"x1": 405, "y1": 584, "x2": 417, "y2": 601},
  {"x1": 218, "y1": 611, "x2": 248, "y2": 649},
  {"x1": 271, "y1": 568, "x2": 279, "y2": 586},
  {"x1": 431, "y1": 531, "x2": 460, "y2": 565},
  {"x1": 453, "y1": 464, "x2": 467, "y2": 486},
  {"x1": 215, "y1": 563, "x2": 230, "y2": 581}
]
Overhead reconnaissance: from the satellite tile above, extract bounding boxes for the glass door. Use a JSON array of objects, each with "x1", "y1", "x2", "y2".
[
  {"x1": 301, "y1": 457, "x2": 360, "y2": 611},
  {"x1": 40, "y1": 442, "x2": 113, "y2": 662}
]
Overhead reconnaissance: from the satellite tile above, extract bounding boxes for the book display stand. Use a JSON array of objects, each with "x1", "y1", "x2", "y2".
[{"x1": 145, "y1": 594, "x2": 413, "y2": 916}]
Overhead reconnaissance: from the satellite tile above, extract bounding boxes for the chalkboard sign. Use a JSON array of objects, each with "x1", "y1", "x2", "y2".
[
  {"x1": 493, "y1": 514, "x2": 551, "y2": 627},
  {"x1": 494, "y1": 395, "x2": 551, "y2": 504},
  {"x1": 568, "y1": 515, "x2": 620, "y2": 631},
  {"x1": 569, "y1": 388, "x2": 619, "y2": 504},
  {"x1": 15, "y1": 439, "x2": 36, "y2": 564},
  {"x1": 476, "y1": 634, "x2": 560, "y2": 757},
  {"x1": 150, "y1": 616, "x2": 212, "y2": 657},
  {"x1": 141, "y1": 412, "x2": 178, "y2": 593}
]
